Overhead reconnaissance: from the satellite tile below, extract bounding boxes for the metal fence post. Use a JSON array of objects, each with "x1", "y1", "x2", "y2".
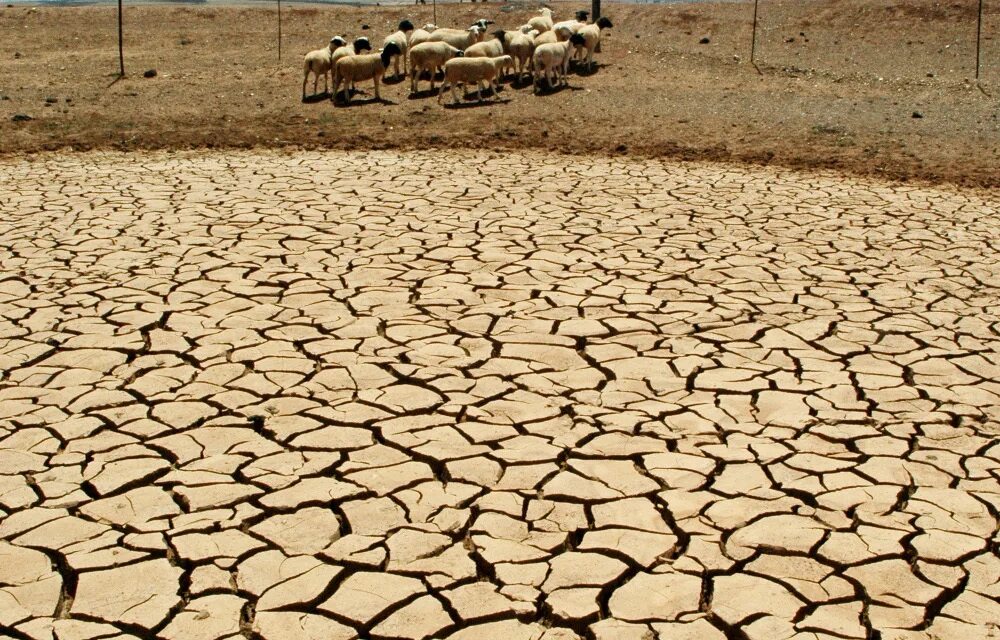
[
  {"x1": 976, "y1": 0, "x2": 983, "y2": 81},
  {"x1": 278, "y1": 0, "x2": 282, "y2": 61},
  {"x1": 750, "y1": 0, "x2": 761, "y2": 73},
  {"x1": 118, "y1": 0, "x2": 125, "y2": 76}
]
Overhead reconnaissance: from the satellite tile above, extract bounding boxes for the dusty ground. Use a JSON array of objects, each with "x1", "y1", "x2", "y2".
[
  {"x1": 0, "y1": 0, "x2": 998, "y2": 187},
  {"x1": 1, "y1": 149, "x2": 999, "y2": 640}
]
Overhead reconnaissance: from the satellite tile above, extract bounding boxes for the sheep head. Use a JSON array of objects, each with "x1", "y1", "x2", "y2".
[
  {"x1": 575, "y1": 10, "x2": 589, "y2": 22},
  {"x1": 330, "y1": 36, "x2": 348, "y2": 50},
  {"x1": 569, "y1": 32, "x2": 586, "y2": 47},
  {"x1": 381, "y1": 41, "x2": 402, "y2": 68},
  {"x1": 399, "y1": 19, "x2": 415, "y2": 32},
  {"x1": 597, "y1": 17, "x2": 613, "y2": 29},
  {"x1": 354, "y1": 37, "x2": 372, "y2": 52}
]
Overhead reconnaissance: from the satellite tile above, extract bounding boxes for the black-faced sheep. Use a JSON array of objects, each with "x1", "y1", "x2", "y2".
[
  {"x1": 331, "y1": 37, "x2": 374, "y2": 92},
  {"x1": 333, "y1": 41, "x2": 402, "y2": 104},
  {"x1": 576, "y1": 17, "x2": 613, "y2": 70},
  {"x1": 382, "y1": 20, "x2": 415, "y2": 80},
  {"x1": 302, "y1": 36, "x2": 348, "y2": 98},
  {"x1": 409, "y1": 41, "x2": 464, "y2": 93},
  {"x1": 532, "y1": 33, "x2": 585, "y2": 92}
]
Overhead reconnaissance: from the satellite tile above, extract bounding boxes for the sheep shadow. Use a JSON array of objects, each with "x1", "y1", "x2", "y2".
[
  {"x1": 407, "y1": 88, "x2": 442, "y2": 100},
  {"x1": 382, "y1": 74, "x2": 409, "y2": 86},
  {"x1": 333, "y1": 96, "x2": 397, "y2": 107},
  {"x1": 508, "y1": 76, "x2": 535, "y2": 90},
  {"x1": 532, "y1": 83, "x2": 583, "y2": 97},
  {"x1": 443, "y1": 97, "x2": 513, "y2": 109},
  {"x1": 302, "y1": 92, "x2": 332, "y2": 104},
  {"x1": 571, "y1": 62, "x2": 606, "y2": 77}
]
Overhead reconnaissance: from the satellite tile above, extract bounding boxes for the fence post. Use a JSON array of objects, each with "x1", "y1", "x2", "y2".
[
  {"x1": 976, "y1": 0, "x2": 983, "y2": 81},
  {"x1": 433, "y1": 0, "x2": 437, "y2": 27},
  {"x1": 750, "y1": 0, "x2": 761, "y2": 73},
  {"x1": 118, "y1": 0, "x2": 124, "y2": 76},
  {"x1": 592, "y1": 0, "x2": 600, "y2": 21},
  {"x1": 278, "y1": 0, "x2": 282, "y2": 61}
]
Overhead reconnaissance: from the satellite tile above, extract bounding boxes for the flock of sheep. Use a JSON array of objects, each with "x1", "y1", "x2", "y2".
[{"x1": 302, "y1": 7, "x2": 614, "y2": 105}]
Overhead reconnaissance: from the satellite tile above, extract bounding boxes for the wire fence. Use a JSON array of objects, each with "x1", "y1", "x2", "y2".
[{"x1": 103, "y1": 0, "x2": 995, "y2": 86}]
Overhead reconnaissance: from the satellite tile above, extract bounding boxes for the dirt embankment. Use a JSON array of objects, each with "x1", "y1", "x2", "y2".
[{"x1": 0, "y1": 0, "x2": 998, "y2": 187}]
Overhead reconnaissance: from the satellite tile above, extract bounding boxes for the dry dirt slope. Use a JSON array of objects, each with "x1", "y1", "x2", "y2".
[{"x1": 0, "y1": 0, "x2": 998, "y2": 186}]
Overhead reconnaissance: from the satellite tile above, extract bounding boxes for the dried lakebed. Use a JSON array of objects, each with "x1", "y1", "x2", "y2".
[{"x1": 1, "y1": 150, "x2": 999, "y2": 640}]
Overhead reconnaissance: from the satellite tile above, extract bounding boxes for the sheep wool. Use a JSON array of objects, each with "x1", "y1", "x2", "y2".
[
  {"x1": 409, "y1": 41, "x2": 464, "y2": 93},
  {"x1": 506, "y1": 31, "x2": 537, "y2": 83},
  {"x1": 333, "y1": 41, "x2": 401, "y2": 104},
  {"x1": 331, "y1": 37, "x2": 373, "y2": 90},
  {"x1": 438, "y1": 55, "x2": 512, "y2": 104},
  {"x1": 408, "y1": 23, "x2": 437, "y2": 49},
  {"x1": 576, "y1": 17, "x2": 613, "y2": 70},
  {"x1": 528, "y1": 7, "x2": 554, "y2": 34},
  {"x1": 532, "y1": 33, "x2": 585, "y2": 93},
  {"x1": 428, "y1": 25, "x2": 485, "y2": 51},
  {"x1": 464, "y1": 34, "x2": 508, "y2": 77},
  {"x1": 382, "y1": 19, "x2": 415, "y2": 80},
  {"x1": 302, "y1": 36, "x2": 348, "y2": 98}
]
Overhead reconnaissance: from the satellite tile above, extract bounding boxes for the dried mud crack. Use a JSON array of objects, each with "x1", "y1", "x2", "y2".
[{"x1": 1, "y1": 149, "x2": 999, "y2": 640}]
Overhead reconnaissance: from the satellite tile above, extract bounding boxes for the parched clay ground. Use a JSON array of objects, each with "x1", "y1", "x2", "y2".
[{"x1": 1, "y1": 150, "x2": 1000, "y2": 640}]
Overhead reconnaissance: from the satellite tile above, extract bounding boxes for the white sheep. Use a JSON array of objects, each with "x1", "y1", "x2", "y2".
[
  {"x1": 438, "y1": 55, "x2": 512, "y2": 104},
  {"x1": 553, "y1": 10, "x2": 590, "y2": 40},
  {"x1": 504, "y1": 30, "x2": 537, "y2": 83},
  {"x1": 464, "y1": 32, "x2": 509, "y2": 78},
  {"x1": 534, "y1": 24, "x2": 573, "y2": 47},
  {"x1": 428, "y1": 25, "x2": 485, "y2": 50},
  {"x1": 409, "y1": 23, "x2": 438, "y2": 48},
  {"x1": 302, "y1": 36, "x2": 348, "y2": 98},
  {"x1": 465, "y1": 32, "x2": 504, "y2": 58},
  {"x1": 576, "y1": 17, "x2": 613, "y2": 70},
  {"x1": 382, "y1": 19, "x2": 415, "y2": 80},
  {"x1": 532, "y1": 33, "x2": 585, "y2": 93},
  {"x1": 333, "y1": 41, "x2": 402, "y2": 104},
  {"x1": 330, "y1": 37, "x2": 373, "y2": 93},
  {"x1": 409, "y1": 41, "x2": 464, "y2": 93},
  {"x1": 528, "y1": 7, "x2": 554, "y2": 34}
]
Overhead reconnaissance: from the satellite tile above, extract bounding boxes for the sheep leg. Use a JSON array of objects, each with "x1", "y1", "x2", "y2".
[
  {"x1": 437, "y1": 78, "x2": 446, "y2": 103},
  {"x1": 374, "y1": 76, "x2": 381, "y2": 101},
  {"x1": 451, "y1": 81, "x2": 460, "y2": 105},
  {"x1": 302, "y1": 71, "x2": 309, "y2": 99}
]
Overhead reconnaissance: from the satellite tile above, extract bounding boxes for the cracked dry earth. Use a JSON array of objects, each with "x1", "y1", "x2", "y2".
[{"x1": 1, "y1": 149, "x2": 999, "y2": 640}]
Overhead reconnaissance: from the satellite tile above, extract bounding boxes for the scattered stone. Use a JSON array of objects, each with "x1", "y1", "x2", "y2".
[
  {"x1": 699, "y1": 36, "x2": 710, "y2": 44},
  {"x1": 12, "y1": 113, "x2": 32, "y2": 121},
  {"x1": 144, "y1": 68, "x2": 157, "y2": 78}
]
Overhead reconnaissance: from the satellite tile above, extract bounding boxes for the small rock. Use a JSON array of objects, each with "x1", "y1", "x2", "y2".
[
  {"x1": 615, "y1": 144, "x2": 627, "y2": 153},
  {"x1": 785, "y1": 36, "x2": 795, "y2": 43},
  {"x1": 14, "y1": 52, "x2": 22, "y2": 59},
  {"x1": 180, "y1": 37, "x2": 193, "y2": 45},
  {"x1": 45, "y1": 96, "x2": 57, "y2": 103},
  {"x1": 699, "y1": 37, "x2": 710, "y2": 44},
  {"x1": 143, "y1": 69, "x2": 157, "y2": 78},
  {"x1": 912, "y1": 111, "x2": 923, "y2": 118},
  {"x1": 65, "y1": 97, "x2": 72, "y2": 103},
  {"x1": 12, "y1": 114, "x2": 33, "y2": 122},
  {"x1": 926, "y1": 72, "x2": 935, "y2": 77},
  {"x1": 1, "y1": 95, "x2": 9, "y2": 100},
  {"x1": 361, "y1": 24, "x2": 370, "y2": 30}
]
